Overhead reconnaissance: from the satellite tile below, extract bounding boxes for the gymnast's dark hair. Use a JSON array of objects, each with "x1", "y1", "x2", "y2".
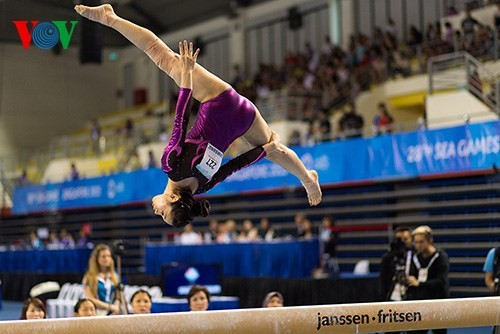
[{"x1": 170, "y1": 190, "x2": 211, "y2": 228}]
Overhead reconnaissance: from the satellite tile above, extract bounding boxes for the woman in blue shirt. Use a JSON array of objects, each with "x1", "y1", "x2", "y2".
[{"x1": 82, "y1": 244, "x2": 120, "y2": 316}]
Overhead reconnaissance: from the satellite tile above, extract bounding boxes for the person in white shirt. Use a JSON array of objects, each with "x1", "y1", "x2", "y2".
[{"x1": 179, "y1": 224, "x2": 202, "y2": 245}]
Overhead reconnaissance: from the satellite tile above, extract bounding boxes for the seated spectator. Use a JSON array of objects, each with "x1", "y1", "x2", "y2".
[
  {"x1": 301, "y1": 218, "x2": 315, "y2": 240},
  {"x1": 147, "y1": 150, "x2": 157, "y2": 168},
  {"x1": 385, "y1": 18, "x2": 398, "y2": 43},
  {"x1": 262, "y1": 291, "x2": 284, "y2": 308},
  {"x1": 225, "y1": 219, "x2": 238, "y2": 241},
  {"x1": 372, "y1": 102, "x2": 394, "y2": 135},
  {"x1": 17, "y1": 169, "x2": 30, "y2": 186},
  {"x1": 258, "y1": 217, "x2": 275, "y2": 241},
  {"x1": 46, "y1": 231, "x2": 61, "y2": 250},
  {"x1": 126, "y1": 151, "x2": 142, "y2": 171},
  {"x1": 238, "y1": 219, "x2": 258, "y2": 242},
  {"x1": 74, "y1": 299, "x2": 97, "y2": 317},
  {"x1": 216, "y1": 221, "x2": 231, "y2": 244},
  {"x1": 69, "y1": 162, "x2": 80, "y2": 181},
  {"x1": 179, "y1": 224, "x2": 202, "y2": 245},
  {"x1": 495, "y1": 4, "x2": 500, "y2": 31},
  {"x1": 158, "y1": 125, "x2": 169, "y2": 142},
  {"x1": 29, "y1": 231, "x2": 44, "y2": 250},
  {"x1": 187, "y1": 285, "x2": 210, "y2": 312},
  {"x1": 90, "y1": 118, "x2": 102, "y2": 156},
  {"x1": 124, "y1": 117, "x2": 134, "y2": 139},
  {"x1": 389, "y1": 49, "x2": 412, "y2": 78},
  {"x1": 447, "y1": 6, "x2": 458, "y2": 16},
  {"x1": 129, "y1": 289, "x2": 152, "y2": 314},
  {"x1": 444, "y1": 22, "x2": 454, "y2": 47},
  {"x1": 230, "y1": 64, "x2": 245, "y2": 87},
  {"x1": 20, "y1": 297, "x2": 46, "y2": 320},
  {"x1": 321, "y1": 35, "x2": 334, "y2": 56},
  {"x1": 76, "y1": 227, "x2": 93, "y2": 249},
  {"x1": 204, "y1": 219, "x2": 219, "y2": 243},
  {"x1": 316, "y1": 110, "x2": 331, "y2": 142},
  {"x1": 407, "y1": 25, "x2": 423, "y2": 48},
  {"x1": 339, "y1": 103, "x2": 364, "y2": 138},
  {"x1": 288, "y1": 129, "x2": 302, "y2": 146},
  {"x1": 60, "y1": 229, "x2": 75, "y2": 249},
  {"x1": 290, "y1": 212, "x2": 306, "y2": 238},
  {"x1": 371, "y1": 52, "x2": 386, "y2": 84}
]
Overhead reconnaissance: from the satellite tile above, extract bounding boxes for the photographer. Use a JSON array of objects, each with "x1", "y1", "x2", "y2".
[
  {"x1": 380, "y1": 226, "x2": 413, "y2": 301},
  {"x1": 483, "y1": 246, "x2": 499, "y2": 334},
  {"x1": 406, "y1": 226, "x2": 449, "y2": 334}
]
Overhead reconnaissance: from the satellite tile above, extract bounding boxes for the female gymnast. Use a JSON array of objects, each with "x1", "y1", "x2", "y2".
[{"x1": 75, "y1": 4, "x2": 322, "y2": 228}]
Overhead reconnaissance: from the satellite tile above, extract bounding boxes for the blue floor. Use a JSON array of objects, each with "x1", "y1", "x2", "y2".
[
  {"x1": 0, "y1": 301, "x2": 23, "y2": 321},
  {"x1": 0, "y1": 300, "x2": 494, "y2": 333}
]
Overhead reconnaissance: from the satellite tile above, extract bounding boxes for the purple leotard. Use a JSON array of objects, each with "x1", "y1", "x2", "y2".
[{"x1": 161, "y1": 88, "x2": 266, "y2": 194}]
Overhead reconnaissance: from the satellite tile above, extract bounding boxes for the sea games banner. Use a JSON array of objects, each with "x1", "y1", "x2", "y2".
[{"x1": 12, "y1": 121, "x2": 499, "y2": 214}]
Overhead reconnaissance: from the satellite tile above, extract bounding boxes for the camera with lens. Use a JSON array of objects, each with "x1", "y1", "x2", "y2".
[
  {"x1": 390, "y1": 237, "x2": 408, "y2": 286},
  {"x1": 112, "y1": 239, "x2": 126, "y2": 257}
]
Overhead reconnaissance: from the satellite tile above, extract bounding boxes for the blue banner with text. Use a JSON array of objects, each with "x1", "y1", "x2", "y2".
[{"x1": 12, "y1": 121, "x2": 499, "y2": 214}]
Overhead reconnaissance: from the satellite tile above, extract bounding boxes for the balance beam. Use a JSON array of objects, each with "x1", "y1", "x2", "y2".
[{"x1": 1, "y1": 297, "x2": 498, "y2": 333}]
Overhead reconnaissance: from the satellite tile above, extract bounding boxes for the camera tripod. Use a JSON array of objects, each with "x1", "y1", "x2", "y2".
[{"x1": 115, "y1": 254, "x2": 128, "y2": 315}]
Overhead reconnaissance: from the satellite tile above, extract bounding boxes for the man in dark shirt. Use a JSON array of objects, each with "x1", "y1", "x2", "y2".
[
  {"x1": 380, "y1": 226, "x2": 413, "y2": 302},
  {"x1": 339, "y1": 103, "x2": 364, "y2": 138},
  {"x1": 406, "y1": 225, "x2": 449, "y2": 334}
]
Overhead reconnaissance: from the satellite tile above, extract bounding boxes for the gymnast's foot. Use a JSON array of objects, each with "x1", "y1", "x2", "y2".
[
  {"x1": 74, "y1": 4, "x2": 118, "y2": 27},
  {"x1": 303, "y1": 170, "x2": 322, "y2": 206}
]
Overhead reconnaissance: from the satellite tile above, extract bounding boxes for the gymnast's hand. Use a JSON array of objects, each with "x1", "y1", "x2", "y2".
[
  {"x1": 263, "y1": 131, "x2": 282, "y2": 155},
  {"x1": 179, "y1": 40, "x2": 200, "y2": 73}
]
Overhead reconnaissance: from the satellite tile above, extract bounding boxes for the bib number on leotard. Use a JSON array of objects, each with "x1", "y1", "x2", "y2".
[{"x1": 196, "y1": 143, "x2": 223, "y2": 179}]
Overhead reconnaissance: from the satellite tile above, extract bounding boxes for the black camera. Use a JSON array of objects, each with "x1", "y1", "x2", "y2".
[
  {"x1": 390, "y1": 237, "x2": 408, "y2": 286},
  {"x1": 112, "y1": 239, "x2": 126, "y2": 256},
  {"x1": 390, "y1": 237, "x2": 406, "y2": 254}
]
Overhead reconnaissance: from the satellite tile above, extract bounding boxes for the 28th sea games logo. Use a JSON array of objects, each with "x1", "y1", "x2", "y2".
[{"x1": 13, "y1": 20, "x2": 77, "y2": 50}]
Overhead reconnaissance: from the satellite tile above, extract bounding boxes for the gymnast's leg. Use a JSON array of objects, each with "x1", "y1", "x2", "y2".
[
  {"x1": 242, "y1": 112, "x2": 322, "y2": 206},
  {"x1": 74, "y1": 4, "x2": 229, "y2": 102}
]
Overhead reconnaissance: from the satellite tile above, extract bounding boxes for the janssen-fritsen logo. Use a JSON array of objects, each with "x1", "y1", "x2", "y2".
[{"x1": 13, "y1": 21, "x2": 78, "y2": 50}]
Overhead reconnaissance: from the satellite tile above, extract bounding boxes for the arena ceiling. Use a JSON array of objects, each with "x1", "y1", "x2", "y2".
[{"x1": 0, "y1": 0, "x2": 271, "y2": 47}]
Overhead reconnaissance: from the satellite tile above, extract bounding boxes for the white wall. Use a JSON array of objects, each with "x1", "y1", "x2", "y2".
[
  {"x1": 0, "y1": 44, "x2": 119, "y2": 157},
  {"x1": 117, "y1": 0, "x2": 329, "y2": 107},
  {"x1": 426, "y1": 90, "x2": 498, "y2": 129}
]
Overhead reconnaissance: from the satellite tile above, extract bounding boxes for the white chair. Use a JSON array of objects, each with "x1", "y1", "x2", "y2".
[
  {"x1": 46, "y1": 283, "x2": 84, "y2": 318},
  {"x1": 148, "y1": 286, "x2": 163, "y2": 299},
  {"x1": 46, "y1": 283, "x2": 72, "y2": 318},
  {"x1": 353, "y1": 259, "x2": 370, "y2": 275},
  {"x1": 123, "y1": 285, "x2": 139, "y2": 304},
  {"x1": 62, "y1": 284, "x2": 85, "y2": 318}
]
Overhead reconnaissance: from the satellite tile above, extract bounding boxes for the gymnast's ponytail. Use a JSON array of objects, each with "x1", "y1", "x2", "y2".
[
  {"x1": 170, "y1": 190, "x2": 211, "y2": 228},
  {"x1": 193, "y1": 199, "x2": 210, "y2": 218}
]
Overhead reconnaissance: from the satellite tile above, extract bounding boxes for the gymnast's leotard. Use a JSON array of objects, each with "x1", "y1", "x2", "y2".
[{"x1": 161, "y1": 88, "x2": 266, "y2": 194}]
